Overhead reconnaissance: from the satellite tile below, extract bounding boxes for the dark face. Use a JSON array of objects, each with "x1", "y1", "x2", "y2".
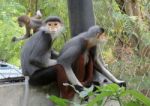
[{"x1": 18, "y1": 21, "x2": 25, "y2": 27}]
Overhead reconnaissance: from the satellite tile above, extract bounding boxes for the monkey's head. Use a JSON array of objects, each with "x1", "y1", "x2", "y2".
[
  {"x1": 18, "y1": 15, "x2": 30, "y2": 27},
  {"x1": 42, "y1": 16, "x2": 64, "y2": 39},
  {"x1": 86, "y1": 25, "x2": 107, "y2": 48}
]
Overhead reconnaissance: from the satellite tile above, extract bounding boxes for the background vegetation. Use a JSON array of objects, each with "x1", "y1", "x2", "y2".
[{"x1": 0, "y1": 0, "x2": 149, "y2": 105}]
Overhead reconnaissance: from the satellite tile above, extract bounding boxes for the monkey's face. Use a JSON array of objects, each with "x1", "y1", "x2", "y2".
[
  {"x1": 47, "y1": 21, "x2": 63, "y2": 36},
  {"x1": 18, "y1": 21, "x2": 25, "y2": 27},
  {"x1": 96, "y1": 32, "x2": 107, "y2": 43},
  {"x1": 87, "y1": 32, "x2": 107, "y2": 48}
]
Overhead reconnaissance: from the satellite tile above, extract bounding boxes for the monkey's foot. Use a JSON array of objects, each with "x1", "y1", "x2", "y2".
[
  {"x1": 63, "y1": 83, "x2": 94, "y2": 99},
  {"x1": 117, "y1": 81, "x2": 126, "y2": 88}
]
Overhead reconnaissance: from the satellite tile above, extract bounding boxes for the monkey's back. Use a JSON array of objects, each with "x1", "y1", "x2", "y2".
[
  {"x1": 21, "y1": 30, "x2": 52, "y2": 76},
  {"x1": 21, "y1": 31, "x2": 41, "y2": 76}
]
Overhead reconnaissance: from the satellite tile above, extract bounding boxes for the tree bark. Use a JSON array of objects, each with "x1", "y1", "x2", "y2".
[{"x1": 67, "y1": 0, "x2": 95, "y2": 37}]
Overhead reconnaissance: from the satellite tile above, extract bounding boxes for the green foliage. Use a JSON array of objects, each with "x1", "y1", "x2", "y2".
[
  {"x1": 49, "y1": 84, "x2": 150, "y2": 106},
  {"x1": 0, "y1": 0, "x2": 26, "y2": 65},
  {"x1": 38, "y1": 0, "x2": 70, "y2": 51},
  {"x1": 0, "y1": 0, "x2": 26, "y2": 18},
  {"x1": 125, "y1": 90, "x2": 150, "y2": 106},
  {"x1": 49, "y1": 95, "x2": 69, "y2": 106},
  {"x1": 93, "y1": 0, "x2": 150, "y2": 46},
  {"x1": 0, "y1": 0, "x2": 70, "y2": 66}
]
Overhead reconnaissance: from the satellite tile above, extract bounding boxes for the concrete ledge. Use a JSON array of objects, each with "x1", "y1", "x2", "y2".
[
  {"x1": 0, "y1": 82, "x2": 120, "y2": 106},
  {"x1": 0, "y1": 82, "x2": 59, "y2": 106}
]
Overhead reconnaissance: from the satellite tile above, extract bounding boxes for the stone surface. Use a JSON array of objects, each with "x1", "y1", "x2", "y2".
[
  {"x1": 104, "y1": 99, "x2": 120, "y2": 106},
  {"x1": 0, "y1": 82, "x2": 120, "y2": 106},
  {"x1": 0, "y1": 82, "x2": 58, "y2": 106}
]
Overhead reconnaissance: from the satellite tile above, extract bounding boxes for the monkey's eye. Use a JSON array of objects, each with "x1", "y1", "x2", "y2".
[
  {"x1": 54, "y1": 23, "x2": 58, "y2": 26},
  {"x1": 48, "y1": 23, "x2": 52, "y2": 26}
]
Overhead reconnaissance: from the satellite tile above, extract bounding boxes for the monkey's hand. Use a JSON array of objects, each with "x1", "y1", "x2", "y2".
[
  {"x1": 45, "y1": 59, "x2": 57, "y2": 67},
  {"x1": 11, "y1": 36, "x2": 17, "y2": 42}
]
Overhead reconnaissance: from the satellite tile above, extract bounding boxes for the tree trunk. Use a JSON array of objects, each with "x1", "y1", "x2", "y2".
[
  {"x1": 28, "y1": 0, "x2": 38, "y2": 15},
  {"x1": 115, "y1": 0, "x2": 143, "y2": 18},
  {"x1": 67, "y1": 0, "x2": 95, "y2": 37}
]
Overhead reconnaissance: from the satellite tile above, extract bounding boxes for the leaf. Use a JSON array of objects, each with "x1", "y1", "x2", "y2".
[
  {"x1": 124, "y1": 101, "x2": 140, "y2": 106},
  {"x1": 97, "y1": 83, "x2": 124, "y2": 94},
  {"x1": 87, "y1": 91, "x2": 113, "y2": 106},
  {"x1": 126, "y1": 90, "x2": 150, "y2": 106},
  {"x1": 49, "y1": 95, "x2": 69, "y2": 106}
]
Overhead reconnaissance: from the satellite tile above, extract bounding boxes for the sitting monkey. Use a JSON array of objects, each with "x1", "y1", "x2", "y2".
[
  {"x1": 21, "y1": 16, "x2": 64, "y2": 106},
  {"x1": 55, "y1": 25, "x2": 126, "y2": 99},
  {"x1": 21, "y1": 16, "x2": 64, "y2": 79}
]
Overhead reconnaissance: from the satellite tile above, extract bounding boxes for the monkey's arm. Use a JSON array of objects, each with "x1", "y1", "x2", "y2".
[
  {"x1": 64, "y1": 65, "x2": 82, "y2": 86},
  {"x1": 58, "y1": 46, "x2": 83, "y2": 86},
  {"x1": 29, "y1": 34, "x2": 56, "y2": 68},
  {"x1": 31, "y1": 49, "x2": 59, "y2": 67},
  {"x1": 94, "y1": 55, "x2": 125, "y2": 85},
  {"x1": 30, "y1": 57, "x2": 57, "y2": 68},
  {"x1": 12, "y1": 26, "x2": 31, "y2": 42},
  {"x1": 29, "y1": 48, "x2": 57, "y2": 68}
]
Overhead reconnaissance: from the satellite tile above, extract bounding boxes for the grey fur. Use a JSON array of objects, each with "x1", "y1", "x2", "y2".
[
  {"x1": 21, "y1": 28, "x2": 54, "y2": 76},
  {"x1": 57, "y1": 25, "x2": 104, "y2": 86},
  {"x1": 57, "y1": 25, "x2": 125, "y2": 87}
]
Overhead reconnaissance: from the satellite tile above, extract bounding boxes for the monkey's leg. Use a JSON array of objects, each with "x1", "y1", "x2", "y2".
[
  {"x1": 29, "y1": 66, "x2": 57, "y2": 86},
  {"x1": 93, "y1": 71, "x2": 112, "y2": 86},
  {"x1": 64, "y1": 66, "x2": 83, "y2": 86}
]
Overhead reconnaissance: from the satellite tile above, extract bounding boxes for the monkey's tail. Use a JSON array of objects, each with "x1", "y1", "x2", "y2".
[{"x1": 22, "y1": 76, "x2": 29, "y2": 106}]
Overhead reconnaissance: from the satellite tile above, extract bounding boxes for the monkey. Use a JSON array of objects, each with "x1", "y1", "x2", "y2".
[
  {"x1": 21, "y1": 16, "x2": 64, "y2": 84},
  {"x1": 21, "y1": 16, "x2": 64, "y2": 106},
  {"x1": 54, "y1": 25, "x2": 126, "y2": 99},
  {"x1": 20, "y1": 16, "x2": 64, "y2": 106},
  {"x1": 21, "y1": 16, "x2": 63, "y2": 76},
  {"x1": 11, "y1": 10, "x2": 43, "y2": 42}
]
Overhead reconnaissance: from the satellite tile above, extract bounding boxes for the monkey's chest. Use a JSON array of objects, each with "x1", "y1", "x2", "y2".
[{"x1": 84, "y1": 51, "x2": 89, "y2": 65}]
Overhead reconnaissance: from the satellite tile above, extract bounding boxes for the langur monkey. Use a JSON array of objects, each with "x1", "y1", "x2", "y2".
[
  {"x1": 21, "y1": 16, "x2": 64, "y2": 106},
  {"x1": 21, "y1": 16, "x2": 64, "y2": 76},
  {"x1": 56, "y1": 25, "x2": 126, "y2": 99}
]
